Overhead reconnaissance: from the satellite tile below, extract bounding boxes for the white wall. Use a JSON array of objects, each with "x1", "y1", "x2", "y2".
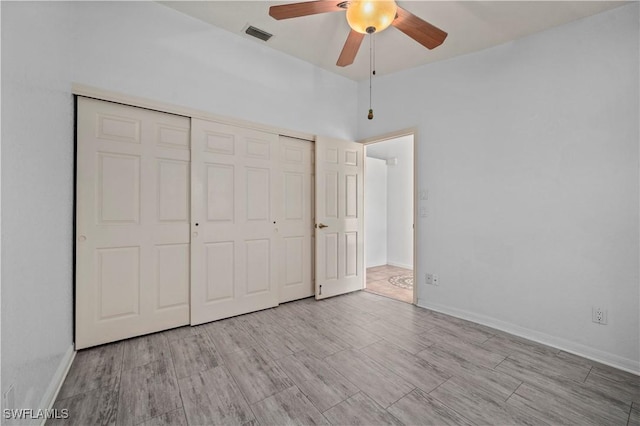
[
  {"x1": 2, "y1": 2, "x2": 76, "y2": 418},
  {"x1": 384, "y1": 136, "x2": 414, "y2": 269},
  {"x1": 1, "y1": 0, "x2": 357, "y2": 414},
  {"x1": 357, "y1": 3, "x2": 640, "y2": 372},
  {"x1": 365, "y1": 157, "x2": 388, "y2": 267}
]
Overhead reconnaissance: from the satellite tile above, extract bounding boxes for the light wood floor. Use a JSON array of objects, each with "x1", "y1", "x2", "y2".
[
  {"x1": 366, "y1": 265, "x2": 413, "y2": 303},
  {"x1": 52, "y1": 291, "x2": 639, "y2": 425}
]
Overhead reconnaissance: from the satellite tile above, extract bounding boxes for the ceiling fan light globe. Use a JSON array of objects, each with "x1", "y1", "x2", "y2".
[{"x1": 346, "y1": 0, "x2": 397, "y2": 34}]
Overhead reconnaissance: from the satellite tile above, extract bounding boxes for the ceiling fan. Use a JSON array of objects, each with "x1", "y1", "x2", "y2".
[{"x1": 269, "y1": 0, "x2": 448, "y2": 67}]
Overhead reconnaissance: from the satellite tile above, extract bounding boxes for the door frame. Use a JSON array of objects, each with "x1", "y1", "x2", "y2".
[{"x1": 360, "y1": 128, "x2": 418, "y2": 305}]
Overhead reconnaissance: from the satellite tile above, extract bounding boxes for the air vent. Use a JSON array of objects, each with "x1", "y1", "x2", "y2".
[{"x1": 245, "y1": 26, "x2": 273, "y2": 42}]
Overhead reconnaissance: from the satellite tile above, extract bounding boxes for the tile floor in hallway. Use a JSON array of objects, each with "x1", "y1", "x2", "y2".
[
  {"x1": 366, "y1": 265, "x2": 413, "y2": 303},
  {"x1": 51, "y1": 291, "x2": 639, "y2": 426}
]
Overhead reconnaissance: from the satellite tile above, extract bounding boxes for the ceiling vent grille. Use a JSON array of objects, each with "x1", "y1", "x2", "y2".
[{"x1": 245, "y1": 26, "x2": 273, "y2": 42}]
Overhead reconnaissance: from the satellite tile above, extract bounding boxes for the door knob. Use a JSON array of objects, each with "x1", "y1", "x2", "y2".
[{"x1": 317, "y1": 223, "x2": 328, "y2": 229}]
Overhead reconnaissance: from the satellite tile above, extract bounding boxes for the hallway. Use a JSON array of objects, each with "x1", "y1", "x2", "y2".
[{"x1": 365, "y1": 265, "x2": 413, "y2": 303}]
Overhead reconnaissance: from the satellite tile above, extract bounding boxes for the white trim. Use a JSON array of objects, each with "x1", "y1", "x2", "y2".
[
  {"x1": 387, "y1": 261, "x2": 413, "y2": 270},
  {"x1": 71, "y1": 83, "x2": 316, "y2": 142},
  {"x1": 38, "y1": 344, "x2": 76, "y2": 425},
  {"x1": 359, "y1": 127, "x2": 418, "y2": 145},
  {"x1": 418, "y1": 299, "x2": 640, "y2": 375}
]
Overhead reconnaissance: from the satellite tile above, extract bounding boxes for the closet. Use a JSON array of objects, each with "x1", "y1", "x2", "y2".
[{"x1": 75, "y1": 94, "x2": 362, "y2": 349}]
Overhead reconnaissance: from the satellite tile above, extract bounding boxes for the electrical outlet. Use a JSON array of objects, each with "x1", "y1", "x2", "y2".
[
  {"x1": 425, "y1": 273, "x2": 433, "y2": 285},
  {"x1": 3, "y1": 384, "x2": 15, "y2": 410},
  {"x1": 592, "y1": 307, "x2": 608, "y2": 325},
  {"x1": 432, "y1": 274, "x2": 439, "y2": 286}
]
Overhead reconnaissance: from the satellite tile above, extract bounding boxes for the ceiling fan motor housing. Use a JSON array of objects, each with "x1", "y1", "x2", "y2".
[{"x1": 346, "y1": 0, "x2": 398, "y2": 34}]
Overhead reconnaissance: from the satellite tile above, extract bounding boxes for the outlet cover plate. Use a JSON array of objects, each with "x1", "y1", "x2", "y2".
[{"x1": 592, "y1": 307, "x2": 608, "y2": 325}]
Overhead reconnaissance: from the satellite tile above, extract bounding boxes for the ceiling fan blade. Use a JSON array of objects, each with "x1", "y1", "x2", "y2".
[
  {"x1": 269, "y1": 1, "x2": 344, "y2": 20},
  {"x1": 336, "y1": 30, "x2": 365, "y2": 67},
  {"x1": 392, "y1": 6, "x2": 447, "y2": 50}
]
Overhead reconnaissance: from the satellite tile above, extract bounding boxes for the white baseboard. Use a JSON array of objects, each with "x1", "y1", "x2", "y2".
[
  {"x1": 38, "y1": 344, "x2": 75, "y2": 425},
  {"x1": 387, "y1": 261, "x2": 413, "y2": 270},
  {"x1": 417, "y1": 299, "x2": 640, "y2": 376}
]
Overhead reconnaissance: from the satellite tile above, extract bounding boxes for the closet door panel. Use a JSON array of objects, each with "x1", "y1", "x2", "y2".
[
  {"x1": 76, "y1": 97, "x2": 190, "y2": 349},
  {"x1": 278, "y1": 137, "x2": 314, "y2": 303},
  {"x1": 191, "y1": 119, "x2": 279, "y2": 325}
]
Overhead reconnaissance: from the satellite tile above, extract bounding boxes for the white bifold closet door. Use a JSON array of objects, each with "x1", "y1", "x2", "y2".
[
  {"x1": 76, "y1": 97, "x2": 191, "y2": 349},
  {"x1": 278, "y1": 137, "x2": 314, "y2": 303},
  {"x1": 190, "y1": 119, "x2": 280, "y2": 324}
]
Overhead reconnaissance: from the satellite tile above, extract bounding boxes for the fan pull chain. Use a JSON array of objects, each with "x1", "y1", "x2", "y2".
[{"x1": 368, "y1": 33, "x2": 374, "y2": 120}]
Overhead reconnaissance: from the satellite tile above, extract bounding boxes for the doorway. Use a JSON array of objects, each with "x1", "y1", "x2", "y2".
[{"x1": 364, "y1": 134, "x2": 414, "y2": 303}]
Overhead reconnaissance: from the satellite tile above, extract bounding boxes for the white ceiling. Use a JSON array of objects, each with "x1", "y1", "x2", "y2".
[{"x1": 160, "y1": 1, "x2": 627, "y2": 81}]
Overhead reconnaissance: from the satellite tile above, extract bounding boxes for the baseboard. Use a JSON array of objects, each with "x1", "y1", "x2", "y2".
[
  {"x1": 38, "y1": 344, "x2": 75, "y2": 425},
  {"x1": 417, "y1": 299, "x2": 640, "y2": 375},
  {"x1": 387, "y1": 261, "x2": 413, "y2": 270}
]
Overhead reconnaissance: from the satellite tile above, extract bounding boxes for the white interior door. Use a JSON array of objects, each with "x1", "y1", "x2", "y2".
[
  {"x1": 315, "y1": 136, "x2": 364, "y2": 299},
  {"x1": 278, "y1": 136, "x2": 314, "y2": 303},
  {"x1": 190, "y1": 119, "x2": 279, "y2": 324},
  {"x1": 76, "y1": 97, "x2": 191, "y2": 349}
]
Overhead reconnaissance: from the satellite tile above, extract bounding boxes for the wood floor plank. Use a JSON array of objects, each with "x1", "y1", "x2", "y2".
[
  {"x1": 122, "y1": 332, "x2": 171, "y2": 370},
  {"x1": 376, "y1": 309, "x2": 434, "y2": 335},
  {"x1": 496, "y1": 350, "x2": 591, "y2": 384},
  {"x1": 629, "y1": 407, "x2": 640, "y2": 426},
  {"x1": 505, "y1": 365, "x2": 633, "y2": 420},
  {"x1": 276, "y1": 350, "x2": 359, "y2": 412},
  {"x1": 387, "y1": 388, "x2": 473, "y2": 426},
  {"x1": 138, "y1": 408, "x2": 187, "y2": 426},
  {"x1": 323, "y1": 392, "x2": 403, "y2": 426},
  {"x1": 430, "y1": 378, "x2": 541, "y2": 425},
  {"x1": 360, "y1": 340, "x2": 450, "y2": 393},
  {"x1": 221, "y1": 346, "x2": 294, "y2": 404},
  {"x1": 205, "y1": 317, "x2": 262, "y2": 355},
  {"x1": 325, "y1": 348, "x2": 414, "y2": 408},
  {"x1": 168, "y1": 333, "x2": 220, "y2": 380},
  {"x1": 424, "y1": 326, "x2": 506, "y2": 369},
  {"x1": 359, "y1": 319, "x2": 434, "y2": 354},
  {"x1": 423, "y1": 315, "x2": 494, "y2": 344},
  {"x1": 506, "y1": 392, "x2": 580, "y2": 425},
  {"x1": 417, "y1": 346, "x2": 521, "y2": 401},
  {"x1": 319, "y1": 317, "x2": 381, "y2": 349},
  {"x1": 511, "y1": 380, "x2": 630, "y2": 426},
  {"x1": 50, "y1": 386, "x2": 118, "y2": 426},
  {"x1": 296, "y1": 298, "x2": 345, "y2": 323},
  {"x1": 321, "y1": 302, "x2": 381, "y2": 328},
  {"x1": 117, "y1": 358, "x2": 182, "y2": 426},
  {"x1": 251, "y1": 386, "x2": 329, "y2": 426},
  {"x1": 237, "y1": 313, "x2": 306, "y2": 360},
  {"x1": 335, "y1": 292, "x2": 385, "y2": 313},
  {"x1": 276, "y1": 301, "x2": 332, "y2": 325},
  {"x1": 178, "y1": 366, "x2": 255, "y2": 425},
  {"x1": 160, "y1": 325, "x2": 205, "y2": 342},
  {"x1": 585, "y1": 365, "x2": 640, "y2": 405},
  {"x1": 285, "y1": 321, "x2": 350, "y2": 358},
  {"x1": 264, "y1": 303, "x2": 307, "y2": 329},
  {"x1": 57, "y1": 342, "x2": 123, "y2": 400},
  {"x1": 481, "y1": 333, "x2": 560, "y2": 359}
]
